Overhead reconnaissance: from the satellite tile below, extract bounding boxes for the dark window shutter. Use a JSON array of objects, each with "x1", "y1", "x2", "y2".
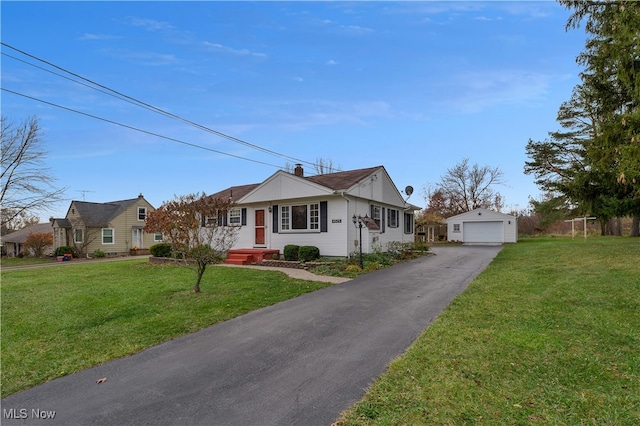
[
  {"x1": 381, "y1": 207, "x2": 386, "y2": 233},
  {"x1": 370, "y1": 204, "x2": 374, "y2": 218},
  {"x1": 320, "y1": 201, "x2": 328, "y2": 232},
  {"x1": 223, "y1": 213, "x2": 228, "y2": 226},
  {"x1": 201, "y1": 213, "x2": 205, "y2": 227},
  {"x1": 241, "y1": 208, "x2": 247, "y2": 226},
  {"x1": 272, "y1": 205, "x2": 278, "y2": 233}
]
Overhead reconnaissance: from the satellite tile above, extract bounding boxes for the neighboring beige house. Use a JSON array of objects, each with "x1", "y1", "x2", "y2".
[
  {"x1": 1, "y1": 222, "x2": 54, "y2": 257},
  {"x1": 52, "y1": 194, "x2": 160, "y2": 257}
]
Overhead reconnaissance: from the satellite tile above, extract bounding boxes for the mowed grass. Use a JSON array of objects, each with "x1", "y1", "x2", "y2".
[
  {"x1": 339, "y1": 237, "x2": 640, "y2": 425},
  {"x1": 1, "y1": 259, "x2": 332, "y2": 397}
]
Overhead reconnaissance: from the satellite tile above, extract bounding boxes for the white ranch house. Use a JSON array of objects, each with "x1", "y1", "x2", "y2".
[
  {"x1": 206, "y1": 165, "x2": 419, "y2": 261},
  {"x1": 446, "y1": 208, "x2": 518, "y2": 244}
]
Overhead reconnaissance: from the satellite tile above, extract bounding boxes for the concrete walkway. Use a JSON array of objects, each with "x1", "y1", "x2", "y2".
[{"x1": 1, "y1": 245, "x2": 502, "y2": 426}]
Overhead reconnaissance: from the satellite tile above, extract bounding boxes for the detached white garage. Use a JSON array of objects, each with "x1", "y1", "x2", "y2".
[{"x1": 446, "y1": 208, "x2": 517, "y2": 244}]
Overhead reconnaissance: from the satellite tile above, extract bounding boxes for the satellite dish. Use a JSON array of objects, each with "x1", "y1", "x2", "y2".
[{"x1": 404, "y1": 185, "x2": 414, "y2": 196}]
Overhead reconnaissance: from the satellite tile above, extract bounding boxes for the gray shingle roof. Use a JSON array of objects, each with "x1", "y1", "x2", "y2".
[
  {"x1": 72, "y1": 198, "x2": 140, "y2": 227},
  {"x1": 1, "y1": 223, "x2": 53, "y2": 243}
]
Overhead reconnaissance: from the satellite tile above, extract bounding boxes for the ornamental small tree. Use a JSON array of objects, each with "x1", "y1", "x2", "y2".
[
  {"x1": 23, "y1": 232, "x2": 53, "y2": 258},
  {"x1": 144, "y1": 192, "x2": 239, "y2": 293}
]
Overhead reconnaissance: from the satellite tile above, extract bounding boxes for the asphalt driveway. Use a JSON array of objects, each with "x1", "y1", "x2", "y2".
[{"x1": 2, "y1": 245, "x2": 502, "y2": 426}]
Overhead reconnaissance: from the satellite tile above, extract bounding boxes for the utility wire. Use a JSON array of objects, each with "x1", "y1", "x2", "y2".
[
  {"x1": 1, "y1": 42, "x2": 317, "y2": 168},
  {"x1": 1, "y1": 87, "x2": 284, "y2": 169}
]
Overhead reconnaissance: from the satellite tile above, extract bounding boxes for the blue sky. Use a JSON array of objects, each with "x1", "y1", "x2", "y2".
[{"x1": 2, "y1": 1, "x2": 586, "y2": 220}]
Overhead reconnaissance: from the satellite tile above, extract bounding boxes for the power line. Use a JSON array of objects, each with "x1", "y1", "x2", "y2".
[
  {"x1": 1, "y1": 42, "x2": 317, "y2": 168},
  {"x1": 1, "y1": 87, "x2": 284, "y2": 169}
]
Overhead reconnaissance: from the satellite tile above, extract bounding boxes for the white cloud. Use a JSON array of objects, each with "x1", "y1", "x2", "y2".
[
  {"x1": 79, "y1": 33, "x2": 122, "y2": 41},
  {"x1": 202, "y1": 41, "x2": 267, "y2": 58},
  {"x1": 125, "y1": 17, "x2": 174, "y2": 31},
  {"x1": 102, "y1": 49, "x2": 179, "y2": 66},
  {"x1": 440, "y1": 70, "x2": 559, "y2": 113},
  {"x1": 325, "y1": 59, "x2": 338, "y2": 66}
]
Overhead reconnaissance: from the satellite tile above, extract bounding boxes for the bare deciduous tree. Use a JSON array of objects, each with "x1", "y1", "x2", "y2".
[
  {"x1": 1, "y1": 116, "x2": 66, "y2": 229},
  {"x1": 427, "y1": 158, "x2": 505, "y2": 216},
  {"x1": 0, "y1": 210, "x2": 40, "y2": 234}
]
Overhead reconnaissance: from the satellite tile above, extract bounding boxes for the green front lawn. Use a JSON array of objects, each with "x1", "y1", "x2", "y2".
[
  {"x1": 1, "y1": 259, "x2": 333, "y2": 397},
  {"x1": 1, "y1": 257, "x2": 54, "y2": 268},
  {"x1": 338, "y1": 237, "x2": 640, "y2": 425}
]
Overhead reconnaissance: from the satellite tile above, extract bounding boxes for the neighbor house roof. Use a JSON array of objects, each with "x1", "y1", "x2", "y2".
[
  {"x1": 68, "y1": 197, "x2": 141, "y2": 227},
  {"x1": 1, "y1": 222, "x2": 53, "y2": 244}
]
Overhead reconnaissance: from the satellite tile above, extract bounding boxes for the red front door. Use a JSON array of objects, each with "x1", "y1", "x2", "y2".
[{"x1": 255, "y1": 209, "x2": 265, "y2": 245}]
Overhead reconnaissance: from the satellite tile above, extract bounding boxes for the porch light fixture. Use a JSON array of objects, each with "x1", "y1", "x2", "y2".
[{"x1": 352, "y1": 214, "x2": 369, "y2": 269}]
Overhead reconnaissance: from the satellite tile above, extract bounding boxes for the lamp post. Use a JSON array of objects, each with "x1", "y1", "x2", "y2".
[{"x1": 352, "y1": 213, "x2": 368, "y2": 269}]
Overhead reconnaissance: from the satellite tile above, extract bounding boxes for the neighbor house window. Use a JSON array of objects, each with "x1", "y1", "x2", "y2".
[
  {"x1": 280, "y1": 203, "x2": 320, "y2": 231},
  {"x1": 453, "y1": 224, "x2": 461, "y2": 232},
  {"x1": 228, "y1": 208, "x2": 242, "y2": 226},
  {"x1": 102, "y1": 228, "x2": 114, "y2": 244},
  {"x1": 138, "y1": 207, "x2": 147, "y2": 221},
  {"x1": 154, "y1": 232, "x2": 163, "y2": 242},
  {"x1": 74, "y1": 229, "x2": 84, "y2": 243},
  {"x1": 388, "y1": 209, "x2": 399, "y2": 228}
]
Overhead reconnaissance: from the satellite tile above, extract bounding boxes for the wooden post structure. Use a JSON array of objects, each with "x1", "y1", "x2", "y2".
[{"x1": 564, "y1": 216, "x2": 597, "y2": 240}]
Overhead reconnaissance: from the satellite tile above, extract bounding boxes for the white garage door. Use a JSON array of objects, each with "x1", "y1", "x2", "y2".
[{"x1": 464, "y1": 221, "x2": 504, "y2": 243}]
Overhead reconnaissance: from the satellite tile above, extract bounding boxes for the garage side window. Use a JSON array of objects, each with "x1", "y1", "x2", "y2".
[{"x1": 453, "y1": 224, "x2": 461, "y2": 233}]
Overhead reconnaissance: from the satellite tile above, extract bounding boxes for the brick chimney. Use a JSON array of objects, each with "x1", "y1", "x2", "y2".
[{"x1": 294, "y1": 164, "x2": 304, "y2": 177}]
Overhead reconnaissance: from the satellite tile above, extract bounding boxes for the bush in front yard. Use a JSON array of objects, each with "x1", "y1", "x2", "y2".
[
  {"x1": 150, "y1": 243, "x2": 172, "y2": 258},
  {"x1": 283, "y1": 244, "x2": 300, "y2": 261},
  {"x1": 298, "y1": 246, "x2": 320, "y2": 262},
  {"x1": 54, "y1": 246, "x2": 78, "y2": 258}
]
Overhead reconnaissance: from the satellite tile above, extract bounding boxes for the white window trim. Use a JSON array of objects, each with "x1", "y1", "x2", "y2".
[
  {"x1": 453, "y1": 224, "x2": 461, "y2": 233},
  {"x1": 204, "y1": 214, "x2": 217, "y2": 227},
  {"x1": 280, "y1": 202, "x2": 321, "y2": 233},
  {"x1": 388, "y1": 209, "x2": 399, "y2": 228},
  {"x1": 138, "y1": 207, "x2": 147, "y2": 221},
  {"x1": 372, "y1": 205, "x2": 382, "y2": 227},
  {"x1": 228, "y1": 208, "x2": 242, "y2": 226},
  {"x1": 102, "y1": 228, "x2": 115, "y2": 244},
  {"x1": 74, "y1": 228, "x2": 84, "y2": 244},
  {"x1": 404, "y1": 212, "x2": 414, "y2": 234},
  {"x1": 154, "y1": 232, "x2": 163, "y2": 242}
]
